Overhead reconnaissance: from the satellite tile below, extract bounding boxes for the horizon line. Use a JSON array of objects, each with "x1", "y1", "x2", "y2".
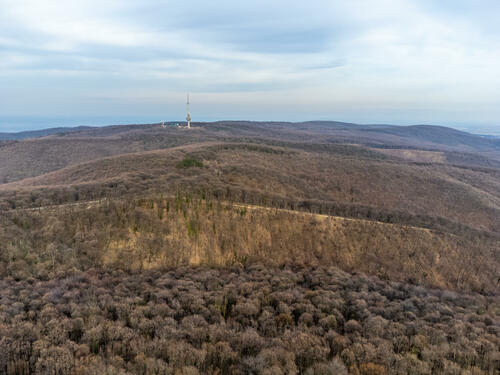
[{"x1": 1, "y1": 119, "x2": 499, "y2": 137}]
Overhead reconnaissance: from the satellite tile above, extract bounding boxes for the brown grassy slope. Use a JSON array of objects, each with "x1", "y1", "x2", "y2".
[
  {"x1": 2, "y1": 142, "x2": 500, "y2": 233},
  {"x1": 1, "y1": 197, "x2": 498, "y2": 293}
]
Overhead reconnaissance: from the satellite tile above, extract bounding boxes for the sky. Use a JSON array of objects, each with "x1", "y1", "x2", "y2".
[{"x1": 1, "y1": 0, "x2": 500, "y2": 132}]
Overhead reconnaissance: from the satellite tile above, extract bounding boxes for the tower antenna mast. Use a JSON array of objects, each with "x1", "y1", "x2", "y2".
[{"x1": 186, "y1": 93, "x2": 191, "y2": 128}]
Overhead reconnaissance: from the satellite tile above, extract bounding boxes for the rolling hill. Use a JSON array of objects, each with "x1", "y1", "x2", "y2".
[
  {"x1": 1, "y1": 121, "x2": 500, "y2": 184},
  {"x1": 0, "y1": 121, "x2": 499, "y2": 295},
  {"x1": 1, "y1": 120, "x2": 499, "y2": 375}
]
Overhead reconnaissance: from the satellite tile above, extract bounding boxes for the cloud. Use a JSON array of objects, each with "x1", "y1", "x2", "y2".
[{"x1": 0, "y1": 0, "x2": 499, "y2": 128}]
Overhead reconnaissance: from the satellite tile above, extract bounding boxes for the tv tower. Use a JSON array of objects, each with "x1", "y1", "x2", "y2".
[{"x1": 186, "y1": 93, "x2": 191, "y2": 128}]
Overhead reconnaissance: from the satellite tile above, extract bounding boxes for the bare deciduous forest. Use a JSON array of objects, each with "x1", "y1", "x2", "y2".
[
  {"x1": 1, "y1": 267, "x2": 499, "y2": 375},
  {"x1": 0, "y1": 122, "x2": 499, "y2": 374}
]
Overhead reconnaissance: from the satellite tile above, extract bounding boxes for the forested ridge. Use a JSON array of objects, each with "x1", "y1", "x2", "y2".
[
  {"x1": 1, "y1": 195, "x2": 498, "y2": 293},
  {"x1": 0, "y1": 122, "x2": 499, "y2": 374}
]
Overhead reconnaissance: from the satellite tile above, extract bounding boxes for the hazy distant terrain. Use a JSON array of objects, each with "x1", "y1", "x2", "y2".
[
  {"x1": 0, "y1": 121, "x2": 499, "y2": 374},
  {"x1": 1, "y1": 121, "x2": 499, "y2": 183}
]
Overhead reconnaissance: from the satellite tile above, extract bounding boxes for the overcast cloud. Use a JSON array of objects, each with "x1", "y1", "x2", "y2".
[{"x1": 1, "y1": 0, "x2": 500, "y2": 130}]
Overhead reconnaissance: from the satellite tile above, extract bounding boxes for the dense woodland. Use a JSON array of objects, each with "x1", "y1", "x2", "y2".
[
  {"x1": 2, "y1": 143, "x2": 500, "y2": 234},
  {"x1": 0, "y1": 122, "x2": 499, "y2": 374},
  {"x1": 0, "y1": 195, "x2": 498, "y2": 294},
  {"x1": 1, "y1": 266, "x2": 499, "y2": 375}
]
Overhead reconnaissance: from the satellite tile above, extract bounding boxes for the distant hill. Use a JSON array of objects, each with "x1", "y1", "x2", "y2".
[
  {"x1": 0, "y1": 126, "x2": 95, "y2": 140},
  {"x1": 1, "y1": 120, "x2": 500, "y2": 182},
  {"x1": 364, "y1": 124, "x2": 500, "y2": 151},
  {"x1": 2, "y1": 121, "x2": 500, "y2": 150}
]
